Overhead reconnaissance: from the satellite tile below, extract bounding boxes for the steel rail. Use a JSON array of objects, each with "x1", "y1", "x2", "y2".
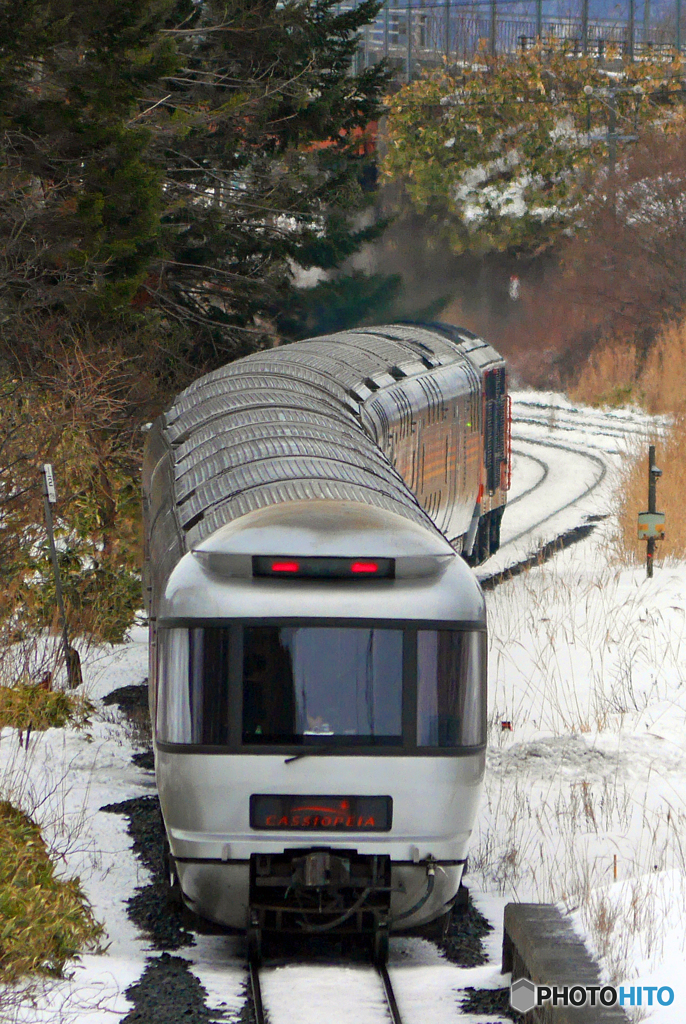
[
  {"x1": 507, "y1": 447, "x2": 548, "y2": 507},
  {"x1": 249, "y1": 958, "x2": 266, "y2": 1024},
  {"x1": 477, "y1": 436, "x2": 610, "y2": 588},
  {"x1": 514, "y1": 411, "x2": 655, "y2": 444},
  {"x1": 512, "y1": 397, "x2": 666, "y2": 443},
  {"x1": 502, "y1": 435, "x2": 607, "y2": 547},
  {"x1": 248, "y1": 956, "x2": 404, "y2": 1024},
  {"x1": 378, "y1": 962, "x2": 404, "y2": 1024}
]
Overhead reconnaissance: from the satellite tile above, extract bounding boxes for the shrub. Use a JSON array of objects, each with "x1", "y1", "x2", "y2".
[
  {"x1": 0, "y1": 322, "x2": 159, "y2": 645},
  {"x1": 0, "y1": 683, "x2": 94, "y2": 732},
  {"x1": 0, "y1": 801, "x2": 102, "y2": 982}
]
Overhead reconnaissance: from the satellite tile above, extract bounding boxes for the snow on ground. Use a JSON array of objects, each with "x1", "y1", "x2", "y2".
[
  {"x1": 0, "y1": 631, "x2": 152, "y2": 1022},
  {"x1": 477, "y1": 538, "x2": 686, "y2": 1019},
  {"x1": 2, "y1": 391, "x2": 685, "y2": 1021},
  {"x1": 479, "y1": 389, "x2": 661, "y2": 576},
  {"x1": 474, "y1": 393, "x2": 686, "y2": 1019}
]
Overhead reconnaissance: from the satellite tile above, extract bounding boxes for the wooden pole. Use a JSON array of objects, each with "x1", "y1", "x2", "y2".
[
  {"x1": 677, "y1": 0, "x2": 682, "y2": 53},
  {"x1": 41, "y1": 465, "x2": 80, "y2": 688},
  {"x1": 608, "y1": 89, "x2": 617, "y2": 178}
]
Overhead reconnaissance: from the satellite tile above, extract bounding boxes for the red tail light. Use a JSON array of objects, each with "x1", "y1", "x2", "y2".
[{"x1": 253, "y1": 556, "x2": 394, "y2": 579}]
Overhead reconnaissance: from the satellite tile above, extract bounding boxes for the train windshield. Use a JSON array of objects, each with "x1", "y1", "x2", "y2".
[
  {"x1": 243, "y1": 626, "x2": 402, "y2": 745},
  {"x1": 156, "y1": 624, "x2": 486, "y2": 749}
]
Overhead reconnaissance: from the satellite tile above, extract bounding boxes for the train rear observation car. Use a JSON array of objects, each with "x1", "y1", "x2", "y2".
[{"x1": 143, "y1": 323, "x2": 509, "y2": 959}]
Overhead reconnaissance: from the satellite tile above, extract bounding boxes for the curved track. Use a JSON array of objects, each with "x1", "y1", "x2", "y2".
[
  {"x1": 513, "y1": 398, "x2": 662, "y2": 447},
  {"x1": 477, "y1": 399, "x2": 617, "y2": 581},
  {"x1": 502, "y1": 435, "x2": 607, "y2": 548},
  {"x1": 507, "y1": 447, "x2": 548, "y2": 508}
]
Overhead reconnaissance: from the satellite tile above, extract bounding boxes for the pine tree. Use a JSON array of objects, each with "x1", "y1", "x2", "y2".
[
  {"x1": 1, "y1": 0, "x2": 394, "y2": 369},
  {"x1": 0, "y1": 0, "x2": 178, "y2": 315},
  {"x1": 151, "y1": 0, "x2": 392, "y2": 362}
]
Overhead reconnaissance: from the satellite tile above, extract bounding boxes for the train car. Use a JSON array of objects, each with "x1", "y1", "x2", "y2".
[{"x1": 142, "y1": 322, "x2": 509, "y2": 960}]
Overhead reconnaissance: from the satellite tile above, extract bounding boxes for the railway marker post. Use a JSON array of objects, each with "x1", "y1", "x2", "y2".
[
  {"x1": 637, "y1": 444, "x2": 664, "y2": 578},
  {"x1": 41, "y1": 464, "x2": 81, "y2": 688}
]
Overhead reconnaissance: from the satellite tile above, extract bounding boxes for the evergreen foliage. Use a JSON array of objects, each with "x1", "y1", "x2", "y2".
[
  {"x1": 0, "y1": 0, "x2": 178, "y2": 313},
  {"x1": 0, "y1": 0, "x2": 397, "y2": 647},
  {"x1": 0, "y1": 0, "x2": 395, "y2": 361},
  {"x1": 278, "y1": 269, "x2": 402, "y2": 338},
  {"x1": 154, "y1": 0, "x2": 393, "y2": 361}
]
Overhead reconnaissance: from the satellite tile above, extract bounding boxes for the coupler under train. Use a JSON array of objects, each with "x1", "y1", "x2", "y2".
[
  {"x1": 247, "y1": 848, "x2": 393, "y2": 963},
  {"x1": 246, "y1": 847, "x2": 450, "y2": 964}
]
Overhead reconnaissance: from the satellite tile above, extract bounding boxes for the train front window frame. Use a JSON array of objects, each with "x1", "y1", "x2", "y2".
[{"x1": 155, "y1": 619, "x2": 486, "y2": 754}]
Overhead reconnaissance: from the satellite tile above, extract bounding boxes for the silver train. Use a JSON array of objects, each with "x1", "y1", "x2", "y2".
[{"x1": 142, "y1": 322, "x2": 509, "y2": 959}]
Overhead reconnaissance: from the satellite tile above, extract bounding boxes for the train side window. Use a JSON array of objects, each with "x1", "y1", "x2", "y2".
[
  {"x1": 157, "y1": 629, "x2": 191, "y2": 743},
  {"x1": 156, "y1": 627, "x2": 231, "y2": 744},
  {"x1": 416, "y1": 630, "x2": 486, "y2": 748},
  {"x1": 190, "y1": 627, "x2": 231, "y2": 743}
]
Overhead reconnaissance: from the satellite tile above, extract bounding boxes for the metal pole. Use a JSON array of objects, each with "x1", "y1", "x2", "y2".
[
  {"x1": 41, "y1": 466, "x2": 77, "y2": 688},
  {"x1": 608, "y1": 89, "x2": 617, "y2": 177},
  {"x1": 628, "y1": 0, "x2": 635, "y2": 59},
  {"x1": 647, "y1": 443, "x2": 656, "y2": 577},
  {"x1": 445, "y1": 0, "x2": 451, "y2": 60},
  {"x1": 677, "y1": 0, "x2": 682, "y2": 53},
  {"x1": 407, "y1": 0, "x2": 413, "y2": 81},
  {"x1": 643, "y1": 0, "x2": 650, "y2": 48},
  {"x1": 490, "y1": 0, "x2": 497, "y2": 55},
  {"x1": 536, "y1": 0, "x2": 543, "y2": 39},
  {"x1": 581, "y1": 0, "x2": 589, "y2": 53},
  {"x1": 384, "y1": 0, "x2": 389, "y2": 58}
]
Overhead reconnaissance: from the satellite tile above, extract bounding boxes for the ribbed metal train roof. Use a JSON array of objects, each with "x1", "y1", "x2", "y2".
[{"x1": 153, "y1": 324, "x2": 485, "y2": 555}]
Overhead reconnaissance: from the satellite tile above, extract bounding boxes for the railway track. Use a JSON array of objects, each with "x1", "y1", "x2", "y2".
[
  {"x1": 249, "y1": 955, "x2": 405, "y2": 1024},
  {"x1": 476, "y1": 430, "x2": 611, "y2": 585},
  {"x1": 513, "y1": 397, "x2": 662, "y2": 447},
  {"x1": 504, "y1": 434, "x2": 607, "y2": 547},
  {"x1": 507, "y1": 446, "x2": 548, "y2": 507}
]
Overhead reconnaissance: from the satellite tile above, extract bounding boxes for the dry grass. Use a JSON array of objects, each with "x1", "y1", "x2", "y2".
[
  {"x1": 572, "y1": 318, "x2": 686, "y2": 416},
  {"x1": 472, "y1": 756, "x2": 686, "y2": 986},
  {"x1": 570, "y1": 341, "x2": 640, "y2": 409},
  {"x1": 614, "y1": 417, "x2": 686, "y2": 564},
  {"x1": 570, "y1": 317, "x2": 686, "y2": 566},
  {"x1": 479, "y1": 536, "x2": 686, "y2": 987},
  {"x1": 0, "y1": 800, "x2": 102, "y2": 982},
  {"x1": 638, "y1": 321, "x2": 686, "y2": 415}
]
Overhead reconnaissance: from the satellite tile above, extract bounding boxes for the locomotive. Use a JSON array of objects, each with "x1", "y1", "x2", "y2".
[{"x1": 142, "y1": 322, "x2": 509, "y2": 960}]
